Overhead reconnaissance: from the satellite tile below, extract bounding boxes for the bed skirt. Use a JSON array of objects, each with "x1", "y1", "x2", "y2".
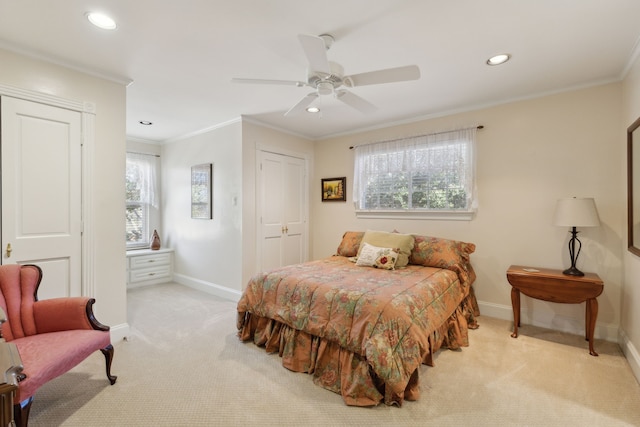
[{"x1": 237, "y1": 286, "x2": 480, "y2": 407}]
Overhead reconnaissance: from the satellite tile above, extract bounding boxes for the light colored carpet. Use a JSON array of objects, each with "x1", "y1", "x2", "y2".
[{"x1": 27, "y1": 283, "x2": 640, "y2": 426}]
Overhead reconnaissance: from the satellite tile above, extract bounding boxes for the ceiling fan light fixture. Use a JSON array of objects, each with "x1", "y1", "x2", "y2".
[
  {"x1": 306, "y1": 107, "x2": 320, "y2": 113},
  {"x1": 86, "y1": 12, "x2": 117, "y2": 30},
  {"x1": 317, "y1": 81, "x2": 334, "y2": 96},
  {"x1": 486, "y1": 53, "x2": 511, "y2": 66},
  {"x1": 318, "y1": 34, "x2": 334, "y2": 50}
]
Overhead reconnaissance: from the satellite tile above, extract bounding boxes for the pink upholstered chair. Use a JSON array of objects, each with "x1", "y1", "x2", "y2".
[{"x1": 0, "y1": 264, "x2": 116, "y2": 426}]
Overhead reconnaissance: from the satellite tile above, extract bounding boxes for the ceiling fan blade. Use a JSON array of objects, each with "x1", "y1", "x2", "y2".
[
  {"x1": 344, "y1": 65, "x2": 421, "y2": 87},
  {"x1": 284, "y1": 92, "x2": 319, "y2": 116},
  {"x1": 298, "y1": 34, "x2": 331, "y2": 75},
  {"x1": 336, "y1": 90, "x2": 377, "y2": 114},
  {"x1": 231, "y1": 78, "x2": 307, "y2": 87}
]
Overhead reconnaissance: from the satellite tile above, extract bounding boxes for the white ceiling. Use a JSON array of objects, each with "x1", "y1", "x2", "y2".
[{"x1": 1, "y1": 0, "x2": 640, "y2": 142}]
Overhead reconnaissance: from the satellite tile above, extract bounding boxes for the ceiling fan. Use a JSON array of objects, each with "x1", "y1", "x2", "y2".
[{"x1": 231, "y1": 34, "x2": 421, "y2": 116}]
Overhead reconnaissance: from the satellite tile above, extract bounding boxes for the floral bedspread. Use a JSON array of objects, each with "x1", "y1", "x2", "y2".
[{"x1": 237, "y1": 256, "x2": 478, "y2": 406}]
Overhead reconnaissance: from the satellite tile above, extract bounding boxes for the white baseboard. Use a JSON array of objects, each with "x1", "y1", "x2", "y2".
[
  {"x1": 172, "y1": 272, "x2": 242, "y2": 303},
  {"x1": 109, "y1": 322, "x2": 130, "y2": 342},
  {"x1": 619, "y1": 329, "x2": 640, "y2": 385},
  {"x1": 477, "y1": 300, "x2": 619, "y2": 343},
  {"x1": 475, "y1": 301, "x2": 512, "y2": 321}
]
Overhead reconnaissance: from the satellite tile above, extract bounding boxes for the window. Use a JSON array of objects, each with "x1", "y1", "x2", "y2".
[
  {"x1": 126, "y1": 152, "x2": 159, "y2": 248},
  {"x1": 353, "y1": 128, "x2": 477, "y2": 219}
]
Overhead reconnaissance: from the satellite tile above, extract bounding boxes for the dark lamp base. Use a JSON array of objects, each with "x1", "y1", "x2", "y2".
[{"x1": 562, "y1": 266, "x2": 585, "y2": 277}]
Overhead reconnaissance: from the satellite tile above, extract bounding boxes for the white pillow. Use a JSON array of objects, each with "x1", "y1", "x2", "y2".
[{"x1": 355, "y1": 243, "x2": 399, "y2": 270}]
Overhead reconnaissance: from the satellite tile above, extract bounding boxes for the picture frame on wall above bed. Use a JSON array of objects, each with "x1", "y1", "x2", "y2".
[{"x1": 321, "y1": 177, "x2": 346, "y2": 202}]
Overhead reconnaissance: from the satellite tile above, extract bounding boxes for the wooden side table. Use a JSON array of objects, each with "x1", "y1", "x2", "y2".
[
  {"x1": 506, "y1": 265, "x2": 604, "y2": 356},
  {"x1": 0, "y1": 382, "x2": 16, "y2": 426}
]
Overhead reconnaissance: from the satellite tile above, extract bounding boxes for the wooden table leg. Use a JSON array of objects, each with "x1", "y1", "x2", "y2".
[
  {"x1": 586, "y1": 298, "x2": 598, "y2": 356},
  {"x1": 511, "y1": 287, "x2": 520, "y2": 338}
]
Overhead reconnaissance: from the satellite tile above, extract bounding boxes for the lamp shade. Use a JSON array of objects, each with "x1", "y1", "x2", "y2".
[{"x1": 553, "y1": 197, "x2": 600, "y2": 227}]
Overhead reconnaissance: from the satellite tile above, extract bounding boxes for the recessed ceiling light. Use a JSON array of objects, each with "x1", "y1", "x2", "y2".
[
  {"x1": 86, "y1": 12, "x2": 117, "y2": 30},
  {"x1": 486, "y1": 54, "x2": 511, "y2": 66},
  {"x1": 306, "y1": 107, "x2": 320, "y2": 113},
  {"x1": 139, "y1": 120, "x2": 153, "y2": 126}
]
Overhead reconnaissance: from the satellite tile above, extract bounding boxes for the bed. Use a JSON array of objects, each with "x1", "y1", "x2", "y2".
[{"x1": 237, "y1": 230, "x2": 479, "y2": 407}]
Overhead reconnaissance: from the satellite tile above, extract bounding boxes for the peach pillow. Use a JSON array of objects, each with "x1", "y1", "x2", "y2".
[
  {"x1": 336, "y1": 231, "x2": 365, "y2": 257},
  {"x1": 409, "y1": 235, "x2": 476, "y2": 283}
]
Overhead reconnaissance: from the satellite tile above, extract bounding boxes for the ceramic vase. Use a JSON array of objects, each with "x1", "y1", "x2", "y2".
[{"x1": 150, "y1": 229, "x2": 161, "y2": 250}]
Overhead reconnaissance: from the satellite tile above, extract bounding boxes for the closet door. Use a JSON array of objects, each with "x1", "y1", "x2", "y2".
[
  {"x1": 1, "y1": 96, "x2": 82, "y2": 298},
  {"x1": 258, "y1": 150, "x2": 307, "y2": 272}
]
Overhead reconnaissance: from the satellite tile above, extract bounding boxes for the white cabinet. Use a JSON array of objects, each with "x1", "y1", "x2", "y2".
[{"x1": 126, "y1": 248, "x2": 173, "y2": 288}]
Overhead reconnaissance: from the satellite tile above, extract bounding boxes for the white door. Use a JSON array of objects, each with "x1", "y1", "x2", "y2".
[
  {"x1": 258, "y1": 150, "x2": 307, "y2": 272},
  {"x1": 1, "y1": 96, "x2": 82, "y2": 299}
]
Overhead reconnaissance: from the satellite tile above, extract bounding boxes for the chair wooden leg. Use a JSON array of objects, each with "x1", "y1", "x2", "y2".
[
  {"x1": 13, "y1": 348, "x2": 115, "y2": 426},
  {"x1": 14, "y1": 397, "x2": 33, "y2": 427},
  {"x1": 100, "y1": 344, "x2": 117, "y2": 385}
]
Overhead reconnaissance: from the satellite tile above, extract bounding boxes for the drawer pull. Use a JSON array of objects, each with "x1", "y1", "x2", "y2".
[
  {"x1": 147, "y1": 260, "x2": 155, "y2": 263},
  {"x1": 148, "y1": 273, "x2": 156, "y2": 276}
]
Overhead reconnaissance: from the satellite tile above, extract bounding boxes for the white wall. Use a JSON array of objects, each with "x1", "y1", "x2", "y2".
[
  {"x1": 0, "y1": 48, "x2": 128, "y2": 333},
  {"x1": 162, "y1": 121, "x2": 244, "y2": 299},
  {"x1": 312, "y1": 83, "x2": 623, "y2": 342},
  {"x1": 162, "y1": 119, "x2": 314, "y2": 296},
  {"x1": 127, "y1": 138, "x2": 161, "y2": 156},
  {"x1": 622, "y1": 54, "x2": 640, "y2": 381}
]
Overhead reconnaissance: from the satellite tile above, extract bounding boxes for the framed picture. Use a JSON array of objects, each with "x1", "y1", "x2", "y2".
[
  {"x1": 191, "y1": 163, "x2": 213, "y2": 219},
  {"x1": 321, "y1": 177, "x2": 346, "y2": 202}
]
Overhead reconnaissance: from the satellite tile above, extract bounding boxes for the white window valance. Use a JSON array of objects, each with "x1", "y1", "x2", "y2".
[{"x1": 126, "y1": 152, "x2": 158, "y2": 208}]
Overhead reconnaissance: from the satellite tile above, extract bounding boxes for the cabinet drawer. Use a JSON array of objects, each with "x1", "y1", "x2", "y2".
[
  {"x1": 129, "y1": 265, "x2": 171, "y2": 283},
  {"x1": 130, "y1": 253, "x2": 171, "y2": 269}
]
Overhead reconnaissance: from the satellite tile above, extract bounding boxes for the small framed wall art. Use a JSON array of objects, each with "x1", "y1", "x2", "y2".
[
  {"x1": 191, "y1": 163, "x2": 213, "y2": 219},
  {"x1": 321, "y1": 177, "x2": 346, "y2": 202}
]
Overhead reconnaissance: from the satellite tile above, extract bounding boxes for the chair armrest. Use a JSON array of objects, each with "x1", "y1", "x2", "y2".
[
  {"x1": 33, "y1": 297, "x2": 109, "y2": 334},
  {"x1": 0, "y1": 341, "x2": 23, "y2": 385}
]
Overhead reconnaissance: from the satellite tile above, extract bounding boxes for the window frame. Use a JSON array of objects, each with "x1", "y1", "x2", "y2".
[
  {"x1": 126, "y1": 201, "x2": 150, "y2": 248},
  {"x1": 126, "y1": 152, "x2": 160, "y2": 250},
  {"x1": 353, "y1": 128, "x2": 477, "y2": 220}
]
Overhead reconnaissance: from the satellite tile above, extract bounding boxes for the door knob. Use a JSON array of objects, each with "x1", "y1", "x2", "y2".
[{"x1": 5, "y1": 244, "x2": 12, "y2": 258}]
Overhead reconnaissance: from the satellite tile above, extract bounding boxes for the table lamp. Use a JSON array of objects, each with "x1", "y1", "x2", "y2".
[{"x1": 553, "y1": 197, "x2": 600, "y2": 276}]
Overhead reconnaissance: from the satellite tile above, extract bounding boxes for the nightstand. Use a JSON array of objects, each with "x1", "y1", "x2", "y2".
[
  {"x1": 506, "y1": 265, "x2": 604, "y2": 356},
  {"x1": 126, "y1": 248, "x2": 174, "y2": 288}
]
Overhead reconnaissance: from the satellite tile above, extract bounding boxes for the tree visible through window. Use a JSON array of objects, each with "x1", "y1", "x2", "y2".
[
  {"x1": 353, "y1": 128, "x2": 476, "y2": 216},
  {"x1": 126, "y1": 152, "x2": 159, "y2": 248}
]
